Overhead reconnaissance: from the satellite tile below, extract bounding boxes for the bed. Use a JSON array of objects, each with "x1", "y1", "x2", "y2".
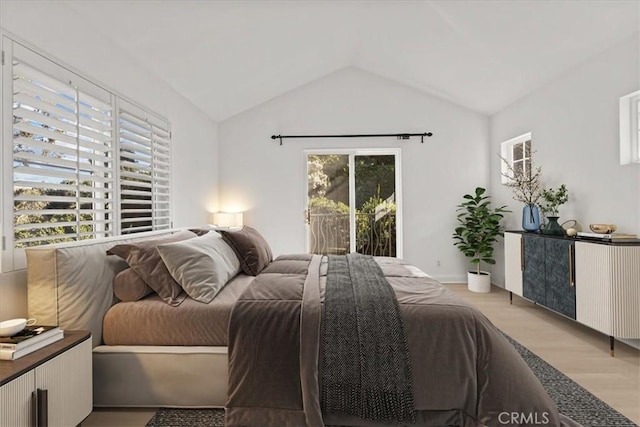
[
  {"x1": 26, "y1": 228, "x2": 234, "y2": 407},
  {"x1": 25, "y1": 227, "x2": 579, "y2": 426}
]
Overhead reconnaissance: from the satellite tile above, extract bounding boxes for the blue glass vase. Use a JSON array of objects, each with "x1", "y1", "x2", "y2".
[{"x1": 522, "y1": 204, "x2": 541, "y2": 232}]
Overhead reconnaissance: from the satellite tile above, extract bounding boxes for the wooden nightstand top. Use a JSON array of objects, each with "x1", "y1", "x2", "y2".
[{"x1": 0, "y1": 330, "x2": 91, "y2": 387}]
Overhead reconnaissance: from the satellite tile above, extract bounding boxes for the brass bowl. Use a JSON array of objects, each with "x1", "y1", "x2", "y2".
[{"x1": 589, "y1": 223, "x2": 617, "y2": 234}]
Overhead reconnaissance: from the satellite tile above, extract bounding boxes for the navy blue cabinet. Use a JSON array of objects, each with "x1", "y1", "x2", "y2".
[
  {"x1": 523, "y1": 234, "x2": 546, "y2": 304},
  {"x1": 522, "y1": 234, "x2": 576, "y2": 319},
  {"x1": 545, "y1": 238, "x2": 576, "y2": 319}
]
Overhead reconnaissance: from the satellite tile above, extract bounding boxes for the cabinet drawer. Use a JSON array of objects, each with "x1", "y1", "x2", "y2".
[{"x1": 0, "y1": 371, "x2": 34, "y2": 427}]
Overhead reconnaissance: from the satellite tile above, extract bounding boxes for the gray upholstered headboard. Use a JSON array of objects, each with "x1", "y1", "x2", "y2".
[{"x1": 26, "y1": 229, "x2": 180, "y2": 347}]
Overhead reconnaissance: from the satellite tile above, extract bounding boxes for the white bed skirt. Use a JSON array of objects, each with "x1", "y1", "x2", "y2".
[{"x1": 93, "y1": 345, "x2": 228, "y2": 408}]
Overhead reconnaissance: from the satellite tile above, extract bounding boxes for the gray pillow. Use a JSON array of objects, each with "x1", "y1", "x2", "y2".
[
  {"x1": 219, "y1": 226, "x2": 273, "y2": 276},
  {"x1": 157, "y1": 231, "x2": 241, "y2": 303},
  {"x1": 106, "y1": 230, "x2": 195, "y2": 306},
  {"x1": 113, "y1": 268, "x2": 154, "y2": 302}
]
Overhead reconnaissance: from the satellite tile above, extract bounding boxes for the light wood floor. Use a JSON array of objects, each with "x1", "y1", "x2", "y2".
[
  {"x1": 84, "y1": 284, "x2": 640, "y2": 426},
  {"x1": 449, "y1": 284, "x2": 640, "y2": 425}
]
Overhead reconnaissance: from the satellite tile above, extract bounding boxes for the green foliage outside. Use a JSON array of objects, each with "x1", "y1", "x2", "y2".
[
  {"x1": 356, "y1": 193, "x2": 396, "y2": 256},
  {"x1": 13, "y1": 112, "x2": 102, "y2": 247},
  {"x1": 307, "y1": 154, "x2": 396, "y2": 256},
  {"x1": 13, "y1": 116, "x2": 151, "y2": 246},
  {"x1": 307, "y1": 154, "x2": 349, "y2": 204},
  {"x1": 14, "y1": 183, "x2": 105, "y2": 248},
  {"x1": 354, "y1": 155, "x2": 395, "y2": 207},
  {"x1": 307, "y1": 196, "x2": 350, "y2": 253}
]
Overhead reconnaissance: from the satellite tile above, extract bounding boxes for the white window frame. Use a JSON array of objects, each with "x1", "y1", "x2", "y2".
[
  {"x1": 1, "y1": 35, "x2": 11, "y2": 272},
  {"x1": 0, "y1": 34, "x2": 171, "y2": 272},
  {"x1": 500, "y1": 132, "x2": 532, "y2": 184},
  {"x1": 303, "y1": 148, "x2": 403, "y2": 258},
  {"x1": 619, "y1": 90, "x2": 640, "y2": 165}
]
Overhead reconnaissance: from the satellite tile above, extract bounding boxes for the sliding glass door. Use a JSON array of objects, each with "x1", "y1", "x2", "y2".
[{"x1": 305, "y1": 149, "x2": 402, "y2": 257}]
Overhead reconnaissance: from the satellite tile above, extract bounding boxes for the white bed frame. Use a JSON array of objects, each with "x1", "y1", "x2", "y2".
[{"x1": 26, "y1": 229, "x2": 229, "y2": 407}]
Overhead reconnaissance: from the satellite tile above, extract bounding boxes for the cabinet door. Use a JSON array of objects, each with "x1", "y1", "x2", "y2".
[
  {"x1": 523, "y1": 234, "x2": 545, "y2": 304},
  {"x1": 61, "y1": 338, "x2": 92, "y2": 425},
  {"x1": 544, "y1": 239, "x2": 576, "y2": 319},
  {"x1": 36, "y1": 338, "x2": 92, "y2": 427},
  {"x1": 504, "y1": 232, "x2": 523, "y2": 296},
  {"x1": 32, "y1": 339, "x2": 91, "y2": 427},
  {"x1": 0, "y1": 371, "x2": 34, "y2": 427},
  {"x1": 35, "y1": 351, "x2": 64, "y2": 426},
  {"x1": 576, "y1": 242, "x2": 640, "y2": 338}
]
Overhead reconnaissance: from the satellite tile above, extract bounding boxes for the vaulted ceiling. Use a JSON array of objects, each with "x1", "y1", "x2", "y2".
[{"x1": 64, "y1": 0, "x2": 639, "y2": 122}]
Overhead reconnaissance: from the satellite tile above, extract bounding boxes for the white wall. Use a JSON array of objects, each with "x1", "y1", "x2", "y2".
[
  {"x1": 490, "y1": 33, "x2": 640, "y2": 287},
  {"x1": 219, "y1": 67, "x2": 489, "y2": 282},
  {"x1": 0, "y1": 2, "x2": 219, "y2": 320}
]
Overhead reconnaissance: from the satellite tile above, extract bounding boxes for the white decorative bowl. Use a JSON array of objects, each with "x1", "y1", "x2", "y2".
[
  {"x1": 0, "y1": 318, "x2": 27, "y2": 337},
  {"x1": 589, "y1": 223, "x2": 617, "y2": 234}
]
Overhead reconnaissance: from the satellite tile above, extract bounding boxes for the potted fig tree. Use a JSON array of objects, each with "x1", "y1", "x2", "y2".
[{"x1": 453, "y1": 187, "x2": 509, "y2": 293}]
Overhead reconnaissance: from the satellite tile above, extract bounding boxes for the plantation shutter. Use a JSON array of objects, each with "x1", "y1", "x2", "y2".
[
  {"x1": 118, "y1": 101, "x2": 171, "y2": 234},
  {"x1": 1, "y1": 38, "x2": 172, "y2": 272},
  {"x1": 11, "y1": 45, "x2": 115, "y2": 254}
]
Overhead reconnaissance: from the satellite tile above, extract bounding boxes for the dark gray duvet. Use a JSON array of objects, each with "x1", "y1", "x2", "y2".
[{"x1": 225, "y1": 254, "x2": 580, "y2": 427}]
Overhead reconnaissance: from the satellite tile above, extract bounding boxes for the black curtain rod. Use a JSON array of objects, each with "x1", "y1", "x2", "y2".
[{"x1": 270, "y1": 132, "x2": 433, "y2": 145}]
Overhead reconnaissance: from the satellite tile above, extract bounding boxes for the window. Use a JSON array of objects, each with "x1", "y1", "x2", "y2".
[
  {"x1": 619, "y1": 90, "x2": 640, "y2": 165},
  {"x1": 305, "y1": 149, "x2": 403, "y2": 258},
  {"x1": 118, "y1": 101, "x2": 171, "y2": 234},
  {"x1": 1, "y1": 37, "x2": 171, "y2": 271},
  {"x1": 11, "y1": 54, "x2": 115, "y2": 249},
  {"x1": 501, "y1": 132, "x2": 532, "y2": 184}
]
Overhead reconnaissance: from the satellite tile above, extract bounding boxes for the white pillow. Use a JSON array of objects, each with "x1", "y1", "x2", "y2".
[{"x1": 157, "y1": 231, "x2": 241, "y2": 303}]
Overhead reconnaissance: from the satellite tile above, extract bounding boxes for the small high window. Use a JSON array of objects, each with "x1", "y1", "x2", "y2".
[
  {"x1": 620, "y1": 90, "x2": 640, "y2": 165},
  {"x1": 501, "y1": 133, "x2": 532, "y2": 184}
]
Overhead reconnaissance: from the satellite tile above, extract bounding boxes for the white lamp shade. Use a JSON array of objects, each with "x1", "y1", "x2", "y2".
[{"x1": 212, "y1": 212, "x2": 243, "y2": 228}]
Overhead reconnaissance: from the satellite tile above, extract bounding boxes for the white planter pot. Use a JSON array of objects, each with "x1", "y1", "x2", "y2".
[{"x1": 467, "y1": 271, "x2": 491, "y2": 293}]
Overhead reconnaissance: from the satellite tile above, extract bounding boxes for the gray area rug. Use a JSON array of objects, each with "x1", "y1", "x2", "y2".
[
  {"x1": 503, "y1": 334, "x2": 636, "y2": 427},
  {"x1": 146, "y1": 333, "x2": 636, "y2": 427}
]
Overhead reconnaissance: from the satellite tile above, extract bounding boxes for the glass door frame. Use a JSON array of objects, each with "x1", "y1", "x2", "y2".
[{"x1": 303, "y1": 148, "x2": 403, "y2": 258}]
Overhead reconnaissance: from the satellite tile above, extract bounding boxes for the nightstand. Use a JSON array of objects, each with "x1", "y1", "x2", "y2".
[{"x1": 0, "y1": 330, "x2": 92, "y2": 427}]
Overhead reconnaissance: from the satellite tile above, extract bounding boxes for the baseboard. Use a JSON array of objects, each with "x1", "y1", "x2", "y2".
[
  {"x1": 435, "y1": 277, "x2": 509, "y2": 286},
  {"x1": 435, "y1": 275, "x2": 467, "y2": 283}
]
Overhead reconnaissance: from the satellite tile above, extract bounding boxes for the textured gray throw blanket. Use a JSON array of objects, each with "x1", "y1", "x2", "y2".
[{"x1": 321, "y1": 253, "x2": 416, "y2": 423}]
